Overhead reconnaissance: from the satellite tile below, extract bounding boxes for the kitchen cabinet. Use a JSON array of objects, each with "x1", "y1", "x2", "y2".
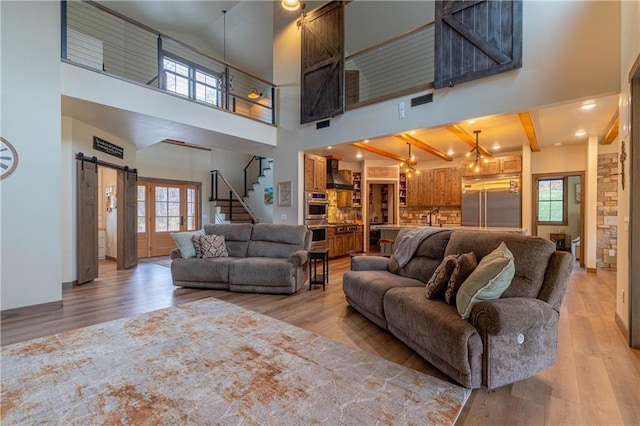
[
  {"x1": 328, "y1": 226, "x2": 363, "y2": 258},
  {"x1": 352, "y1": 172, "x2": 362, "y2": 207},
  {"x1": 354, "y1": 225, "x2": 363, "y2": 253},
  {"x1": 461, "y1": 155, "x2": 522, "y2": 177},
  {"x1": 481, "y1": 158, "x2": 501, "y2": 175},
  {"x1": 501, "y1": 156, "x2": 522, "y2": 174},
  {"x1": 406, "y1": 172, "x2": 421, "y2": 207},
  {"x1": 449, "y1": 167, "x2": 462, "y2": 206},
  {"x1": 304, "y1": 154, "x2": 326, "y2": 192},
  {"x1": 399, "y1": 173, "x2": 407, "y2": 207},
  {"x1": 327, "y1": 227, "x2": 336, "y2": 258},
  {"x1": 402, "y1": 167, "x2": 461, "y2": 207}
]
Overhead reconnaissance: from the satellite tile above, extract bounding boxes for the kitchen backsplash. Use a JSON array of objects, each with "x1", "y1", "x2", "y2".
[
  {"x1": 399, "y1": 207, "x2": 462, "y2": 226},
  {"x1": 327, "y1": 190, "x2": 361, "y2": 223}
]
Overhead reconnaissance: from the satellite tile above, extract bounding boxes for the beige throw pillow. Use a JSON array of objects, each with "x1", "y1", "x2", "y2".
[
  {"x1": 193, "y1": 234, "x2": 228, "y2": 259},
  {"x1": 444, "y1": 252, "x2": 477, "y2": 305},
  {"x1": 425, "y1": 254, "x2": 459, "y2": 299},
  {"x1": 456, "y1": 242, "x2": 515, "y2": 319}
]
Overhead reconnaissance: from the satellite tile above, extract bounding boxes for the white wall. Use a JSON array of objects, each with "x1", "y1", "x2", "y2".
[
  {"x1": 1, "y1": 1, "x2": 62, "y2": 310},
  {"x1": 101, "y1": 168, "x2": 118, "y2": 258},
  {"x1": 616, "y1": 0, "x2": 640, "y2": 334}
]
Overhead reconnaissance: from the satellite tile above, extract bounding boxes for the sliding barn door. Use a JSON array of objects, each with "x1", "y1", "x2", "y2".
[
  {"x1": 117, "y1": 169, "x2": 138, "y2": 270},
  {"x1": 434, "y1": 0, "x2": 522, "y2": 89},
  {"x1": 300, "y1": 0, "x2": 344, "y2": 124},
  {"x1": 77, "y1": 159, "x2": 98, "y2": 284}
]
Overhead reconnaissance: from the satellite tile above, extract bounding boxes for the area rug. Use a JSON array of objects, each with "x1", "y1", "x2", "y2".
[{"x1": 1, "y1": 298, "x2": 470, "y2": 424}]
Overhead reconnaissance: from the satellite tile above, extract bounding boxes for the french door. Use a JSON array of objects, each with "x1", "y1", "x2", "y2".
[{"x1": 137, "y1": 179, "x2": 201, "y2": 257}]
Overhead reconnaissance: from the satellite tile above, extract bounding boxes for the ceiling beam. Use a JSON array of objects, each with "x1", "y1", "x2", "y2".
[
  {"x1": 352, "y1": 142, "x2": 408, "y2": 163},
  {"x1": 601, "y1": 112, "x2": 619, "y2": 145},
  {"x1": 395, "y1": 134, "x2": 452, "y2": 161},
  {"x1": 446, "y1": 125, "x2": 493, "y2": 157},
  {"x1": 517, "y1": 112, "x2": 541, "y2": 152},
  {"x1": 162, "y1": 139, "x2": 212, "y2": 151}
]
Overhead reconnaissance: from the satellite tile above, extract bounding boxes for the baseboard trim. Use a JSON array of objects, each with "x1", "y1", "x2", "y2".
[
  {"x1": 587, "y1": 267, "x2": 597, "y2": 273},
  {"x1": 62, "y1": 280, "x2": 77, "y2": 290},
  {"x1": 105, "y1": 255, "x2": 116, "y2": 261},
  {"x1": 1, "y1": 300, "x2": 63, "y2": 321},
  {"x1": 615, "y1": 313, "x2": 630, "y2": 344}
]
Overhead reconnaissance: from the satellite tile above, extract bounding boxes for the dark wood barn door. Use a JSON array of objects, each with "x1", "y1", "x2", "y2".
[
  {"x1": 117, "y1": 168, "x2": 138, "y2": 270},
  {"x1": 434, "y1": 0, "x2": 523, "y2": 89},
  {"x1": 76, "y1": 159, "x2": 98, "y2": 284}
]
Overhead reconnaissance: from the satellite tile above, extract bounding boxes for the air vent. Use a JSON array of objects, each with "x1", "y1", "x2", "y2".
[
  {"x1": 411, "y1": 93, "x2": 433, "y2": 107},
  {"x1": 316, "y1": 120, "x2": 330, "y2": 129}
]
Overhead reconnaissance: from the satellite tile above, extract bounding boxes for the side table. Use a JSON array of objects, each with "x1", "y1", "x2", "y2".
[{"x1": 309, "y1": 248, "x2": 329, "y2": 291}]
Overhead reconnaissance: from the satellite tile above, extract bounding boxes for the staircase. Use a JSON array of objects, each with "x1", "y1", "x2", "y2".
[{"x1": 210, "y1": 156, "x2": 273, "y2": 224}]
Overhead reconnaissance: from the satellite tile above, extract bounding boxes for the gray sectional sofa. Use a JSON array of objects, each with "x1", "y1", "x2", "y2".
[
  {"x1": 170, "y1": 223, "x2": 312, "y2": 294},
  {"x1": 343, "y1": 228, "x2": 573, "y2": 389}
]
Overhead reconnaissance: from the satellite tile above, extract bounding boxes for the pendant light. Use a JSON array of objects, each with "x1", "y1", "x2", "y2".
[
  {"x1": 466, "y1": 130, "x2": 488, "y2": 173},
  {"x1": 399, "y1": 143, "x2": 420, "y2": 178}
]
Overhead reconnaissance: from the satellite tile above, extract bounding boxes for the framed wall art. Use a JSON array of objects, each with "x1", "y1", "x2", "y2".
[{"x1": 278, "y1": 181, "x2": 292, "y2": 206}]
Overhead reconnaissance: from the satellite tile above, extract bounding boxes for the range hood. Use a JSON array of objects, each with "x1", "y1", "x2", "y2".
[{"x1": 325, "y1": 157, "x2": 354, "y2": 191}]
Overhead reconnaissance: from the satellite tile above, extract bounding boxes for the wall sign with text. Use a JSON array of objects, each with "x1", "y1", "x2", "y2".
[{"x1": 93, "y1": 136, "x2": 123, "y2": 159}]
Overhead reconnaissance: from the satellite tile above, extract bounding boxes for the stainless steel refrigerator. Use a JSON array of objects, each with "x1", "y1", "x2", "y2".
[{"x1": 461, "y1": 176, "x2": 521, "y2": 228}]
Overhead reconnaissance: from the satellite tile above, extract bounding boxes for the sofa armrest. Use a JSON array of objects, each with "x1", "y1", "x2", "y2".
[
  {"x1": 288, "y1": 250, "x2": 309, "y2": 267},
  {"x1": 470, "y1": 297, "x2": 557, "y2": 336},
  {"x1": 170, "y1": 248, "x2": 182, "y2": 260},
  {"x1": 350, "y1": 255, "x2": 389, "y2": 271}
]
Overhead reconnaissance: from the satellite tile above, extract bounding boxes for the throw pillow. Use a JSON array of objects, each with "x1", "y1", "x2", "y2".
[
  {"x1": 456, "y1": 242, "x2": 515, "y2": 319},
  {"x1": 193, "y1": 234, "x2": 228, "y2": 259},
  {"x1": 444, "y1": 252, "x2": 478, "y2": 305},
  {"x1": 425, "y1": 254, "x2": 459, "y2": 299},
  {"x1": 171, "y1": 229, "x2": 205, "y2": 259}
]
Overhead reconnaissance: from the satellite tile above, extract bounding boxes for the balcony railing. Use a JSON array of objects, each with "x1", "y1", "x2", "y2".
[
  {"x1": 345, "y1": 22, "x2": 435, "y2": 110},
  {"x1": 61, "y1": 0, "x2": 275, "y2": 125}
]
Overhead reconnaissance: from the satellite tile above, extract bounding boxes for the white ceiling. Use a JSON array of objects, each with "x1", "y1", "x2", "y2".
[{"x1": 305, "y1": 94, "x2": 620, "y2": 165}]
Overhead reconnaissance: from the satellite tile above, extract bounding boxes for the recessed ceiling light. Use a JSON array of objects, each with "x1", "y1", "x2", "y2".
[
  {"x1": 447, "y1": 149, "x2": 455, "y2": 156},
  {"x1": 574, "y1": 130, "x2": 587, "y2": 137},
  {"x1": 492, "y1": 144, "x2": 501, "y2": 151},
  {"x1": 410, "y1": 131, "x2": 416, "y2": 135},
  {"x1": 467, "y1": 119, "x2": 476, "y2": 125},
  {"x1": 356, "y1": 152, "x2": 363, "y2": 159},
  {"x1": 553, "y1": 142, "x2": 562, "y2": 147},
  {"x1": 364, "y1": 139, "x2": 370, "y2": 143},
  {"x1": 327, "y1": 146, "x2": 332, "y2": 150},
  {"x1": 581, "y1": 102, "x2": 596, "y2": 110}
]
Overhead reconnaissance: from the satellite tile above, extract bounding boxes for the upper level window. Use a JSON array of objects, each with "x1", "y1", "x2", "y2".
[
  {"x1": 163, "y1": 55, "x2": 220, "y2": 107},
  {"x1": 537, "y1": 177, "x2": 566, "y2": 225}
]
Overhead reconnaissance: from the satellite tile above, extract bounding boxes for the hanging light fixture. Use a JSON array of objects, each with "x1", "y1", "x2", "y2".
[
  {"x1": 282, "y1": 0, "x2": 302, "y2": 11},
  {"x1": 247, "y1": 88, "x2": 262, "y2": 99},
  {"x1": 399, "y1": 143, "x2": 420, "y2": 178},
  {"x1": 465, "y1": 130, "x2": 488, "y2": 173}
]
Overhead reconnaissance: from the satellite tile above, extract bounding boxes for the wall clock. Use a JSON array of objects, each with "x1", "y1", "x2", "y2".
[{"x1": 0, "y1": 137, "x2": 19, "y2": 179}]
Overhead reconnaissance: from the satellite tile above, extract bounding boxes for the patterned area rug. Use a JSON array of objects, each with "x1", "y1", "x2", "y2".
[{"x1": 1, "y1": 298, "x2": 470, "y2": 424}]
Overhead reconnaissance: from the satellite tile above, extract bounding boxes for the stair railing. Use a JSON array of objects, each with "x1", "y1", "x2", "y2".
[
  {"x1": 210, "y1": 170, "x2": 259, "y2": 224},
  {"x1": 243, "y1": 156, "x2": 266, "y2": 197}
]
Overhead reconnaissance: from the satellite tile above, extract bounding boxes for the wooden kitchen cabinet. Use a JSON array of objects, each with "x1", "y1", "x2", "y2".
[
  {"x1": 500, "y1": 156, "x2": 522, "y2": 174},
  {"x1": 327, "y1": 227, "x2": 336, "y2": 258},
  {"x1": 481, "y1": 158, "x2": 501, "y2": 175},
  {"x1": 433, "y1": 168, "x2": 448, "y2": 206},
  {"x1": 304, "y1": 154, "x2": 326, "y2": 192},
  {"x1": 406, "y1": 172, "x2": 421, "y2": 207},
  {"x1": 449, "y1": 167, "x2": 461, "y2": 206},
  {"x1": 354, "y1": 226, "x2": 363, "y2": 253},
  {"x1": 461, "y1": 156, "x2": 522, "y2": 177},
  {"x1": 402, "y1": 167, "x2": 459, "y2": 207},
  {"x1": 420, "y1": 170, "x2": 434, "y2": 207}
]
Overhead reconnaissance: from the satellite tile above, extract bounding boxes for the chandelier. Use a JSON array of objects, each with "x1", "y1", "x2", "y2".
[
  {"x1": 466, "y1": 130, "x2": 488, "y2": 173},
  {"x1": 400, "y1": 143, "x2": 420, "y2": 178}
]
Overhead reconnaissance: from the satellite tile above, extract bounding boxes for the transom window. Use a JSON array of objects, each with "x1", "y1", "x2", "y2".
[
  {"x1": 163, "y1": 55, "x2": 221, "y2": 107},
  {"x1": 537, "y1": 178, "x2": 566, "y2": 225}
]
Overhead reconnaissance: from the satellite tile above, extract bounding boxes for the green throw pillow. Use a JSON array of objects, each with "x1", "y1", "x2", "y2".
[
  {"x1": 456, "y1": 242, "x2": 515, "y2": 319},
  {"x1": 171, "y1": 229, "x2": 205, "y2": 259}
]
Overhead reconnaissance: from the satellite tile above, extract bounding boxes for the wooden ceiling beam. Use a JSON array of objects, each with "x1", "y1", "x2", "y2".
[
  {"x1": 601, "y1": 112, "x2": 619, "y2": 145},
  {"x1": 162, "y1": 139, "x2": 212, "y2": 151},
  {"x1": 517, "y1": 112, "x2": 540, "y2": 152},
  {"x1": 352, "y1": 142, "x2": 408, "y2": 163},
  {"x1": 395, "y1": 134, "x2": 452, "y2": 161},
  {"x1": 446, "y1": 124, "x2": 493, "y2": 157}
]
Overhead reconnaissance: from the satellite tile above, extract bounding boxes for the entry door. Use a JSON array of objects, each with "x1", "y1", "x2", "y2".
[{"x1": 137, "y1": 180, "x2": 200, "y2": 257}]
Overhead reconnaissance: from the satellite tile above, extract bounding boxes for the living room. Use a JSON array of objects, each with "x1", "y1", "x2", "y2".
[{"x1": 1, "y1": 0, "x2": 639, "y2": 424}]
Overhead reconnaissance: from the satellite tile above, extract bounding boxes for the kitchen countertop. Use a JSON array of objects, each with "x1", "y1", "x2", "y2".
[{"x1": 369, "y1": 224, "x2": 528, "y2": 234}]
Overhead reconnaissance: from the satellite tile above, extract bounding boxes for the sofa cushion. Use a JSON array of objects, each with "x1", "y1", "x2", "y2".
[
  {"x1": 247, "y1": 224, "x2": 309, "y2": 258},
  {"x1": 425, "y1": 254, "x2": 458, "y2": 299},
  {"x1": 170, "y1": 257, "x2": 237, "y2": 284},
  {"x1": 171, "y1": 229, "x2": 204, "y2": 259},
  {"x1": 444, "y1": 231, "x2": 555, "y2": 299},
  {"x1": 343, "y1": 270, "x2": 424, "y2": 329},
  {"x1": 229, "y1": 257, "x2": 295, "y2": 287},
  {"x1": 456, "y1": 242, "x2": 515, "y2": 319},
  {"x1": 204, "y1": 223, "x2": 253, "y2": 258},
  {"x1": 388, "y1": 230, "x2": 453, "y2": 282},
  {"x1": 193, "y1": 234, "x2": 228, "y2": 258},
  {"x1": 444, "y1": 252, "x2": 478, "y2": 305},
  {"x1": 384, "y1": 286, "x2": 483, "y2": 379}
]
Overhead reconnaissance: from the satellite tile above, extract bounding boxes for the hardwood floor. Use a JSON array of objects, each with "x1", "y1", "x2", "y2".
[{"x1": 2, "y1": 257, "x2": 639, "y2": 425}]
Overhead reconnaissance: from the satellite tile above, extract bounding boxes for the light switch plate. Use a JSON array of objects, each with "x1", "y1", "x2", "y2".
[{"x1": 280, "y1": 214, "x2": 287, "y2": 221}]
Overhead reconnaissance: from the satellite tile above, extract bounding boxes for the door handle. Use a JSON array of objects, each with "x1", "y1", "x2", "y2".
[{"x1": 180, "y1": 216, "x2": 184, "y2": 226}]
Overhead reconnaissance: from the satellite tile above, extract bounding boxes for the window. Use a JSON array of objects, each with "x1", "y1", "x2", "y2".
[
  {"x1": 137, "y1": 185, "x2": 146, "y2": 233},
  {"x1": 163, "y1": 55, "x2": 221, "y2": 106},
  {"x1": 155, "y1": 186, "x2": 181, "y2": 232},
  {"x1": 537, "y1": 178, "x2": 566, "y2": 224}
]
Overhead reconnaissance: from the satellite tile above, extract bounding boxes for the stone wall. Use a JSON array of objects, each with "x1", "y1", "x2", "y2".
[
  {"x1": 597, "y1": 153, "x2": 618, "y2": 269},
  {"x1": 399, "y1": 207, "x2": 462, "y2": 226}
]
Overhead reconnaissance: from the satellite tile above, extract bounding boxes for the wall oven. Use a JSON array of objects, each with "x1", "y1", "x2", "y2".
[{"x1": 304, "y1": 192, "x2": 328, "y2": 221}]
